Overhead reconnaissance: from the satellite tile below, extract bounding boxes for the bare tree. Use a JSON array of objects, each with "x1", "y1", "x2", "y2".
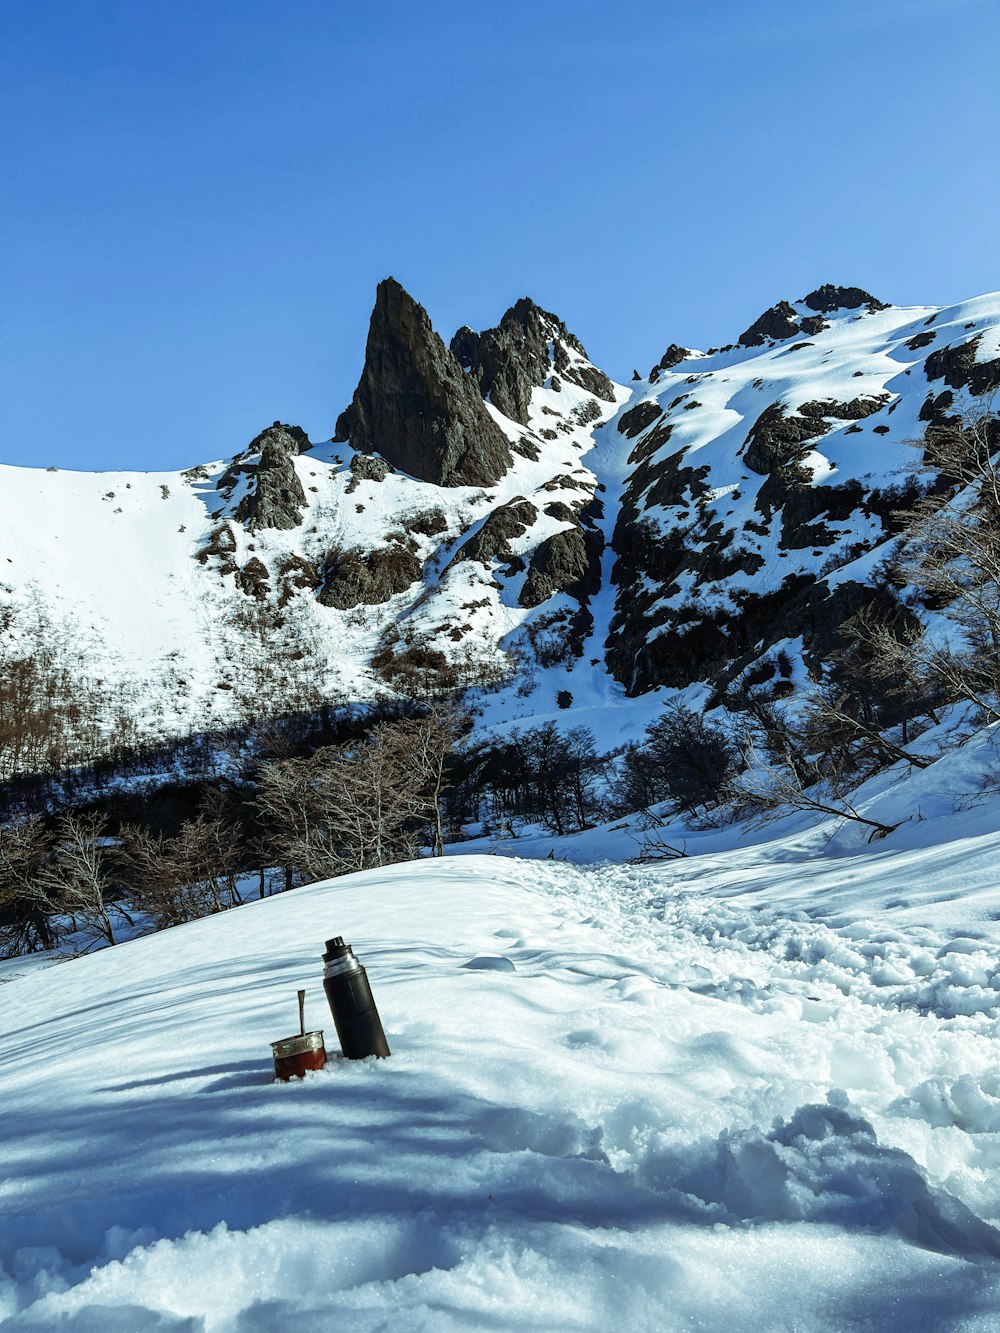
[
  {"x1": 41, "y1": 811, "x2": 133, "y2": 949},
  {"x1": 390, "y1": 705, "x2": 468, "y2": 856},
  {"x1": 164, "y1": 815, "x2": 243, "y2": 921},
  {"x1": 889, "y1": 396, "x2": 1000, "y2": 718},
  {"x1": 0, "y1": 596, "x2": 116, "y2": 789},
  {"x1": 795, "y1": 605, "x2": 939, "y2": 779},
  {"x1": 254, "y1": 712, "x2": 464, "y2": 884},
  {"x1": 0, "y1": 818, "x2": 56, "y2": 955},
  {"x1": 727, "y1": 739, "x2": 900, "y2": 841},
  {"x1": 119, "y1": 811, "x2": 243, "y2": 931}
]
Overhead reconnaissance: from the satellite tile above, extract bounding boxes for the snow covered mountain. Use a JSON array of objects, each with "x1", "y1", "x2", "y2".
[{"x1": 2, "y1": 279, "x2": 998, "y2": 757}]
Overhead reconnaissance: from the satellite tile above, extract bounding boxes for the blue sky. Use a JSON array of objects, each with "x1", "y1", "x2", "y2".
[{"x1": 2, "y1": 0, "x2": 997, "y2": 471}]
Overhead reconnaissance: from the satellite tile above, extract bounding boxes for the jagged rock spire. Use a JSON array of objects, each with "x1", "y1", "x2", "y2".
[
  {"x1": 451, "y1": 298, "x2": 614, "y2": 425},
  {"x1": 334, "y1": 278, "x2": 512, "y2": 488}
]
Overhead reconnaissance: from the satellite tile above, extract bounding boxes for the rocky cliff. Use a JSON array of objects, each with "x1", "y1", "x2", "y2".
[{"x1": 333, "y1": 278, "x2": 513, "y2": 488}]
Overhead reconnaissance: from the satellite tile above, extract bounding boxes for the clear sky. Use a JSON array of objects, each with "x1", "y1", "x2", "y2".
[{"x1": 2, "y1": 0, "x2": 998, "y2": 472}]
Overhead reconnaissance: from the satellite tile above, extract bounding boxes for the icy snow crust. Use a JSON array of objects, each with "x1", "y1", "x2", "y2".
[{"x1": 5, "y1": 792, "x2": 1000, "y2": 1330}]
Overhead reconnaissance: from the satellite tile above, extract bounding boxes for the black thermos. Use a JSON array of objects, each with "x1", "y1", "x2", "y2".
[{"x1": 322, "y1": 936, "x2": 391, "y2": 1059}]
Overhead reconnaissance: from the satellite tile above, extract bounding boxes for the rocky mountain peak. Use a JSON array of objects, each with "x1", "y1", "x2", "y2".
[
  {"x1": 334, "y1": 278, "x2": 512, "y2": 488},
  {"x1": 802, "y1": 284, "x2": 888, "y2": 314},
  {"x1": 738, "y1": 285, "x2": 889, "y2": 348},
  {"x1": 738, "y1": 300, "x2": 813, "y2": 348},
  {"x1": 451, "y1": 298, "x2": 614, "y2": 426}
]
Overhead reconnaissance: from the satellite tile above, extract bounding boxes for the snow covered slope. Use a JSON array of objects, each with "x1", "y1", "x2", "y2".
[
  {"x1": 2, "y1": 282, "x2": 998, "y2": 758},
  {"x1": 606, "y1": 287, "x2": 1000, "y2": 695},
  {"x1": 5, "y1": 806, "x2": 1000, "y2": 1330}
]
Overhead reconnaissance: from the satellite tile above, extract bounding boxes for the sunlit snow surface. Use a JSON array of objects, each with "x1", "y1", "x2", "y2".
[{"x1": 5, "y1": 759, "x2": 1000, "y2": 1331}]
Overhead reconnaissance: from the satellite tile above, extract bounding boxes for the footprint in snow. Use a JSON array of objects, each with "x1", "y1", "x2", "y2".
[{"x1": 462, "y1": 954, "x2": 516, "y2": 972}]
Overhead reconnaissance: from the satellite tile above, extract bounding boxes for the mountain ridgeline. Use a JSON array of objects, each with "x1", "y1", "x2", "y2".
[{"x1": 2, "y1": 279, "x2": 999, "y2": 764}]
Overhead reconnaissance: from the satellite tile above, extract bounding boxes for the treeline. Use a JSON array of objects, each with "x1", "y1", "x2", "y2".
[{"x1": 0, "y1": 708, "x2": 466, "y2": 956}]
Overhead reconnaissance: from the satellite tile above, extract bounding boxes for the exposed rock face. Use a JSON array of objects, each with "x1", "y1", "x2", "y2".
[
  {"x1": 919, "y1": 390, "x2": 955, "y2": 425},
  {"x1": 519, "y1": 524, "x2": 596, "y2": 609},
  {"x1": 318, "y1": 543, "x2": 423, "y2": 610},
  {"x1": 652, "y1": 344, "x2": 690, "y2": 375},
  {"x1": 447, "y1": 499, "x2": 538, "y2": 568},
  {"x1": 742, "y1": 405, "x2": 828, "y2": 476},
  {"x1": 334, "y1": 279, "x2": 512, "y2": 488},
  {"x1": 234, "y1": 424, "x2": 308, "y2": 531},
  {"x1": 603, "y1": 331, "x2": 916, "y2": 696},
  {"x1": 345, "y1": 452, "x2": 390, "y2": 493},
  {"x1": 796, "y1": 396, "x2": 888, "y2": 421},
  {"x1": 618, "y1": 401, "x2": 664, "y2": 439},
  {"x1": 739, "y1": 301, "x2": 803, "y2": 347},
  {"x1": 925, "y1": 336, "x2": 1000, "y2": 396},
  {"x1": 738, "y1": 287, "x2": 888, "y2": 349},
  {"x1": 451, "y1": 298, "x2": 614, "y2": 425},
  {"x1": 235, "y1": 557, "x2": 270, "y2": 600},
  {"x1": 802, "y1": 284, "x2": 888, "y2": 314}
]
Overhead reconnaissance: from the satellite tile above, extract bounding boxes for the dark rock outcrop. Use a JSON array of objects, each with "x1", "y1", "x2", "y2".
[
  {"x1": 797, "y1": 396, "x2": 888, "y2": 421},
  {"x1": 802, "y1": 284, "x2": 888, "y2": 314},
  {"x1": 451, "y1": 298, "x2": 614, "y2": 425},
  {"x1": 652, "y1": 344, "x2": 691, "y2": 375},
  {"x1": 234, "y1": 424, "x2": 308, "y2": 531},
  {"x1": 925, "y1": 336, "x2": 1000, "y2": 396},
  {"x1": 739, "y1": 287, "x2": 888, "y2": 349},
  {"x1": 345, "y1": 452, "x2": 390, "y2": 493},
  {"x1": 742, "y1": 405, "x2": 828, "y2": 476},
  {"x1": 334, "y1": 279, "x2": 512, "y2": 488},
  {"x1": 738, "y1": 301, "x2": 803, "y2": 347},
  {"x1": 919, "y1": 390, "x2": 955, "y2": 424},
  {"x1": 447, "y1": 499, "x2": 538, "y2": 568},
  {"x1": 235, "y1": 557, "x2": 270, "y2": 600},
  {"x1": 618, "y1": 401, "x2": 664, "y2": 439},
  {"x1": 625, "y1": 446, "x2": 709, "y2": 510},
  {"x1": 318, "y1": 543, "x2": 423, "y2": 610},
  {"x1": 520, "y1": 524, "x2": 598, "y2": 609},
  {"x1": 906, "y1": 330, "x2": 936, "y2": 351},
  {"x1": 553, "y1": 343, "x2": 615, "y2": 402}
]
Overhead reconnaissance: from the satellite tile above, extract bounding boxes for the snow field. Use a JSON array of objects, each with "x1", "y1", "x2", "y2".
[{"x1": 4, "y1": 847, "x2": 1000, "y2": 1330}]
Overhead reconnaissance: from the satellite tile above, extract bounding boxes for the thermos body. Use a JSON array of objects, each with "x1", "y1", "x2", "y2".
[{"x1": 322, "y1": 937, "x2": 391, "y2": 1059}]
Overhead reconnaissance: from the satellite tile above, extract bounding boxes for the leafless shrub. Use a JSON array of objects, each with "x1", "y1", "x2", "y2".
[{"x1": 255, "y1": 711, "x2": 465, "y2": 884}]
